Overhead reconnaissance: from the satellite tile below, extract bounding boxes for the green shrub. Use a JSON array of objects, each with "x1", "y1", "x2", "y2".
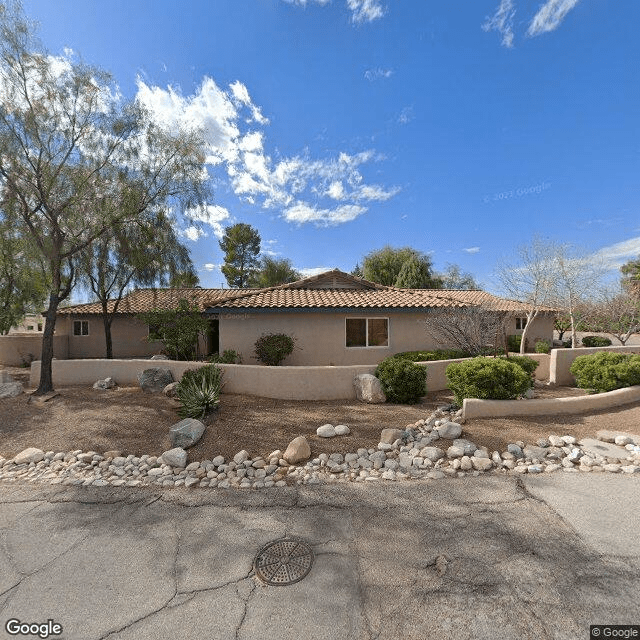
[
  {"x1": 393, "y1": 349, "x2": 472, "y2": 362},
  {"x1": 446, "y1": 357, "x2": 531, "y2": 405},
  {"x1": 562, "y1": 339, "x2": 572, "y2": 348},
  {"x1": 535, "y1": 340, "x2": 551, "y2": 354},
  {"x1": 498, "y1": 354, "x2": 538, "y2": 381},
  {"x1": 253, "y1": 333, "x2": 295, "y2": 366},
  {"x1": 507, "y1": 335, "x2": 522, "y2": 352},
  {"x1": 176, "y1": 365, "x2": 224, "y2": 418},
  {"x1": 569, "y1": 352, "x2": 640, "y2": 393},
  {"x1": 208, "y1": 349, "x2": 242, "y2": 364},
  {"x1": 581, "y1": 335, "x2": 612, "y2": 348},
  {"x1": 375, "y1": 356, "x2": 427, "y2": 404}
]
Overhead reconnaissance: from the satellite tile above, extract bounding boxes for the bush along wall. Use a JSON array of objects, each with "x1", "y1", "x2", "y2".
[
  {"x1": 569, "y1": 352, "x2": 640, "y2": 393},
  {"x1": 445, "y1": 357, "x2": 531, "y2": 406},
  {"x1": 375, "y1": 356, "x2": 427, "y2": 404}
]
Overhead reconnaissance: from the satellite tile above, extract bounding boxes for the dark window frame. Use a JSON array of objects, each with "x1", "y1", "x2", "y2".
[
  {"x1": 73, "y1": 320, "x2": 89, "y2": 336},
  {"x1": 345, "y1": 317, "x2": 389, "y2": 348}
]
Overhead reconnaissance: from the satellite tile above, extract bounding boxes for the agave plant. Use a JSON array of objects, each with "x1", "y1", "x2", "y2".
[{"x1": 176, "y1": 365, "x2": 224, "y2": 419}]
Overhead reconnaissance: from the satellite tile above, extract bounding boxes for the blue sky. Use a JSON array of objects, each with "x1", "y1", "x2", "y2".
[{"x1": 23, "y1": 0, "x2": 640, "y2": 293}]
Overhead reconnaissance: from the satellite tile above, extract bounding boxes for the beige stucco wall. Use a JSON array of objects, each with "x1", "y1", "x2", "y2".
[
  {"x1": 0, "y1": 334, "x2": 69, "y2": 366},
  {"x1": 550, "y1": 345, "x2": 640, "y2": 386},
  {"x1": 509, "y1": 313, "x2": 555, "y2": 351},
  {"x1": 463, "y1": 385, "x2": 640, "y2": 419}
]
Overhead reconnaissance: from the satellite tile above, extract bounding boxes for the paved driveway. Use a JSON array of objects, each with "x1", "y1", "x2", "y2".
[{"x1": 0, "y1": 475, "x2": 638, "y2": 640}]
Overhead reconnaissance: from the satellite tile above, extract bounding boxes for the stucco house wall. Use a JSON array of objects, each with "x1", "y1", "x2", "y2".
[{"x1": 219, "y1": 310, "x2": 556, "y2": 366}]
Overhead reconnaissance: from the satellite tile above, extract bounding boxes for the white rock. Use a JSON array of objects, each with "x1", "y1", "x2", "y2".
[
  {"x1": 435, "y1": 422, "x2": 462, "y2": 439},
  {"x1": 334, "y1": 424, "x2": 350, "y2": 436},
  {"x1": 354, "y1": 374, "x2": 386, "y2": 403},
  {"x1": 614, "y1": 435, "x2": 633, "y2": 446},
  {"x1": 317, "y1": 424, "x2": 336, "y2": 438},
  {"x1": 13, "y1": 448, "x2": 45, "y2": 465},
  {"x1": 0, "y1": 382, "x2": 23, "y2": 398},
  {"x1": 548, "y1": 435, "x2": 565, "y2": 447},
  {"x1": 561, "y1": 436, "x2": 576, "y2": 445},
  {"x1": 471, "y1": 457, "x2": 493, "y2": 472},
  {"x1": 427, "y1": 470, "x2": 446, "y2": 480},
  {"x1": 233, "y1": 450, "x2": 250, "y2": 464},
  {"x1": 162, "y1": 448, "x2": 187, "y2": 468},
  {"x1": 212, "y1": 455, "x2": 225, "y2": 466},
  {"x1": 283, "y1": 436, "x2": 311, "y2": 464},
  {"x1": 419, "y1": 447, "x2": 445, "y2": 462}
]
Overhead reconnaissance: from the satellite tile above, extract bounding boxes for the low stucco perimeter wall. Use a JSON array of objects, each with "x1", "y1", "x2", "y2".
[
  {"x1": 0, "y1": 334, "x2": 69, "y2": 367},
  {"x1": 29, "y1": 359, "x2": 378, "y2": 400},
  {"x1": 550, "y1": 345, "x2": 640, "y2": 386},
  {"x1": 462, "y1": 385, "x2": 640, "y2": 419}
]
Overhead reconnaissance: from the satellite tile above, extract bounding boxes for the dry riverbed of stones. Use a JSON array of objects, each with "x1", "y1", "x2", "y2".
[{"x1": 1, "y1": 404, "x2": 639, "y2": 490}]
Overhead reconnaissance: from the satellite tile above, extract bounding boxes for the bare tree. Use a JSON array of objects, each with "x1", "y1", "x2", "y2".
[
  {"x1": 425, "y1": 305, "x2": 511, "y2": 356},
  {"x1": 581, "y1": 288, "x2": 640, "y2": 345},
  {"x1": 546, "y1": 244, "x2": 605, "y2": 348},
  {"x1": 495, "y1": 237, "x2": 557, "y2": 354}
]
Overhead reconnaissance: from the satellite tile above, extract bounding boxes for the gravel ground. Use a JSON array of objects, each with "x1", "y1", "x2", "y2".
[{"x1": 2, "y1": 366, "x2": 640, "y2": 462}]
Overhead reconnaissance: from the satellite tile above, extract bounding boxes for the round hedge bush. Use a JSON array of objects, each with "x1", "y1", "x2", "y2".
[
  {"x1": 445, "y1": 357, "x2": 531, "y2": 406},
  {"x1": 499, "y1": 354, "x2": 539, "y2": 380},
  {"x1": 253, "y1": 333, "x2": 295, "y2": 366},
  {"x1": 569, "y1": 352, "x2": 640, "y2": 393},
  {"x1": 375, "y1": 356, "x2": 427, "y2": 404},
  {"x1": 581, "y1": 335, "x2": 612, "y2": 348},
  {"x1": 535, "y1": 340, "x2": 551, "y2": 354}
]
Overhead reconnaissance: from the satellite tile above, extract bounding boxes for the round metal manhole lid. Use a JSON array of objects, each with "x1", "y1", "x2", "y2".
[{"x1": 254, "y1": 537, "x2": 314, "y2": 586}]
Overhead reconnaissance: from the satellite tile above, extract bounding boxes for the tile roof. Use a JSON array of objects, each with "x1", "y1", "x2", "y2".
[{"x1": 59, "y1": 269, "x2": 552, "y2": 315}]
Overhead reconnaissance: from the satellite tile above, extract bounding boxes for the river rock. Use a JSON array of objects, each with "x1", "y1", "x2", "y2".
[
  {"x1": 170, "y1": 418, "x2": 205, "y2": 448},
  {"x1": 0, "y1": 382, "x2": 23, "y2": 398},
  {"x1": 435, "y1": 421, "x2": 462, "y2": 439},
  {"x1": 354, "y1": 374, "x2": 386, "y2": 404},
  {"x1": 380, "y1": 428, "x2": 403, "y2": 445},
  {"x1": 163, "y1": 382, "x2": 180, "y2": 398},
  {"x1": 283, "y1": 436, "x2": 311, "y2": 464},
  {"x1": 317, "y1": 424, "x2": 336, "y2": 438},
  {"x1": 334, "y1": 424, "x2": 350, "y2": 436},
  {"x1": 138, "y1": 368, "x2": 173, "y2": 393},
  {"x1": 13, "y1": 448, "x2": 45, "y2": 465},
  {"x1": 93, "y1": 377, "x2": 116, "y2": 390},
  {"x1": 162, "y1": 447, "x2": 187, "y2": 468}
]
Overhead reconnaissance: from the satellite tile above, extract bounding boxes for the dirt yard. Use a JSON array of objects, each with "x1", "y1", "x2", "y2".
[{"x1": 2, "y1": 366, "x2": 640, "y2": 462}]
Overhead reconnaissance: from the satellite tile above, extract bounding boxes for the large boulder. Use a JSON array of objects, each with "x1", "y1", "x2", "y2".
[
  {"x1": 283, "y1": 436, "x2": 311, "y2": 464},
  {"x1": 0, "y1": 382, "x2": 23, "y2": 398},
  {"x1": 169, "y1": 418, "x2": 206, "y2": 449},
  {"x1": 13, "y1": 448, "x2": 45, "y2": 465},
  {"x1": 161, "y1": 447, "x2": 187, "y2": 468},
  {"x1": 354, "y1": 374, "x2": 386, "y2": 404},
  {"x1": 138, "y1": 368, "x2": 173, "y2": 393}
]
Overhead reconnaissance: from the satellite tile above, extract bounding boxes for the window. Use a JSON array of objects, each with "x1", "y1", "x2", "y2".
[
  {"x1": 346, "y1": 318, "x2": 389, "y2": 348},
  {"x1": 27, "y1": 325, "x2": 34, "y2": 331},
  {"x1": 515, "y1": 317, "x2": 527, "y2": 330},
  {"x1": 73, "y1": 320, "x2": 89, "y2": 336},
  {"x1": 37, "y1": 323, "x2": 42, "y2": 331}
]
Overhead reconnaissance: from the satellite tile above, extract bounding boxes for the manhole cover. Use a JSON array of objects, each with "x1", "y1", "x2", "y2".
[{"x1": 254, "y1": 538, "x2": 314, "y2": 586}]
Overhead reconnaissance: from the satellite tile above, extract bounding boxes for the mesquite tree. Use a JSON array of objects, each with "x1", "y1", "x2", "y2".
[{"x1": 0, "y1": 1, "x2": 208, "y2": 392}]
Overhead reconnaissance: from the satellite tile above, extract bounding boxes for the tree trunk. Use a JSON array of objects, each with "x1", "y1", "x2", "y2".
[
  {"x1": 570, "y1": 313, "x2": 578, "y2": 348},
  {"x1": 104, "y1": 315, "x2": 113, "y2": 359},
  {"x1": 36, "y1": 294, "x2": 59, "y2": 395}
]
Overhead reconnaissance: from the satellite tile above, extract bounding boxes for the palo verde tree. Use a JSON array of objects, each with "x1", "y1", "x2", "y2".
[
  {"x1": 75, "y1": 210, "x2": 197, "y2": 358},
  {"x1": 0, "y1": 1, "x2": 209, "y2": 393},
  {"x1": 0, "y1": 207, "x2": 46, "y2": 334},
  {"x1": 219, "y1": 223, "x2": 261, "y2": 288}
]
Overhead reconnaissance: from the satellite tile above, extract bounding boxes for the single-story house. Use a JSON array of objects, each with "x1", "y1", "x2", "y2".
[{"x1": 53, "y1": 269, "x2": 555, "y2": 365}]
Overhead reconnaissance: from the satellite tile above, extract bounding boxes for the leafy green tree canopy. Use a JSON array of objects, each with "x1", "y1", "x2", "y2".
[
  {"x1": 219, "y1": 223, "x2": 261, "y2": 288},
  {"x1": 358, "y1": 246, "x2": 442, "y2": 288},
  {"x1": 248, "y1": 256, "x2": 301, "y2": 288},
  {"x1": 621, "y1": 257, "x2": 640, "y2": 298}
]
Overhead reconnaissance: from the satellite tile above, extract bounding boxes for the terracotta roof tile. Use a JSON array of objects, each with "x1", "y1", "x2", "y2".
[{"x1": 59, "y1": 270, "x2": 553, "y2": 315}]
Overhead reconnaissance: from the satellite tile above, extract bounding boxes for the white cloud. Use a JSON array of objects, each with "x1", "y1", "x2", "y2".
[
  {"x1": 484, "y1": 0, "x2": 579, "y2": 47},
  {"x1": 283, "y1": 0, "x2": 330, "y2": 5},
  {"x1": 283, "y1": 202, "x2": 367, "y2": 226},
  {"x1": 347, "y1": 0, "x2": 385, "y2": 23},
  {"x1": 300, "y1": 266, "x2": 334, "y2": 278},
  {"x1": 203, "y1": 263, "x2": 220, "y2": 271},
  {"x1": 186, "y1": 204, "x2": 230, "y2": 239},
  {"x1": 482, "y1": 0, "x2": 516, "y2": 48},
  {"x1": 181, "y1": 226, "x2": 207, "y2": 242},
  {"x1": 398, "y1": 106, "x2": 414, "y2": 124},
  {"x1": 463, "y1": 247, "x2": 481, "y2": 254},
  {"x1": 593, "y1": 236, "x2": 640, "y2": 270},
  {"x1": 364, "y1": 67, "x2": 393, "y2": 81},
  {"x1": 137, "y1": 77, "x2": 398, "y2": 228},
  {"x1": 528, "y1": 0, "x2": 580, "y2": 37}
]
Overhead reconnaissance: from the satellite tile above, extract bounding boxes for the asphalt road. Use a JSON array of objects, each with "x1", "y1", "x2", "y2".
[{"x1": 0, "y1": 474, "x2": 638, "y2": 640}]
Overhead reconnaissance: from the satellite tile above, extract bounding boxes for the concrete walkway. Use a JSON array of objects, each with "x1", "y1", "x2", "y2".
[{"x1": 0, "y1": 476, "x2": 638, "y2": 640}]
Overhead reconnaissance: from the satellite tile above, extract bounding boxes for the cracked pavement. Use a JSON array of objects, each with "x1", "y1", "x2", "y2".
[{"x1": 0, "y1": 474, "x2": 638, "y2": 639}]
